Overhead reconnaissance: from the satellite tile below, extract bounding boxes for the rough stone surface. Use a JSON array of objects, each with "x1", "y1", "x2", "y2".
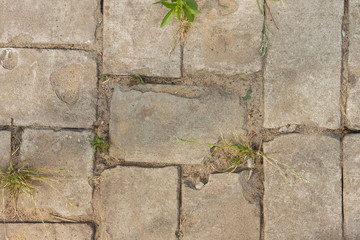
[
  {"x1": 263, "y1": 134, "x2": 342, "y2": 240},
  {"x1": 103, "y1": 0, "x2": 181, "y2": 77},
  {"x1": 264, "y1": 0, "x2": 343, "y2": 129},
  {"x1": 182, "y1": 173, "x2": 260, "y2": 240},
  {"x1": 347, "y1": 0, "x2": 360, "y2": 129},
  {"x1": 99, "y1": 166, "x2": 179, "y2": 240},
  {"x1": 0, "y1": 131, "x2": 10, "y2": 169},
  {"x1": 109, "y1": 84, "x2": 246, "y2": 164},
  {"x1": 0, "y1": 48, "x2": 97, "y2": 127},
  {"x1": 0, "y1": 0, "x2": 98, "y2": 44},
  {"x1": 0, "y1": 223, "x2": 93, "y2": 239},
  {"x1": 19, "y1": 129, "x2": 94, "y2": 217},
  {"x1": 343, "y1": 134, "x2": 360, "y2": 240},
  {"x1": 183, "y1": 0, "x2": 262, "y2": 75}
]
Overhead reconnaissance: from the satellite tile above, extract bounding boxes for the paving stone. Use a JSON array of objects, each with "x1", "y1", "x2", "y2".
[
  {"x1": 18, "y1": 129, "x2": 94, "y2": 217},
  {"x1": 264, "y1": 0, "x2": 343, "y2": 129},
  {"x1": 0, "y1": 223, "x2": 93, "y2": 239},
  {"x1": 109, "y1": 84, "x2": 246, "y2": 164},
  {"x1": 0, "y1": 48, "x2": 97, "y2": 127},
  {"x1": 263, "y1": 134, "x2": 342, "y2": 240},
  {"x1": 183, "y1": 0, "x2": 262, "y2": 75},
  {"x1": 103, "y1": 0, "x2": 181, "y2": 77},
  {"x1": 343, "y1": 134, "x2": 360, "y2": 239},
  {"x1": 99, "y1": 166, "x2": 178, "y2": 240},
  {"x1": 347, "y1": 0, "x2": 360, "y2": 129},
  {"x1": 182, "y1": 173, "x2": 260, "y2": 240},
  {"x1": 0, "y1": 131, "x2": 10, "y2": 169},
  {"x1": 0, "y1": 0, "x2": 98, "y2": 44}
]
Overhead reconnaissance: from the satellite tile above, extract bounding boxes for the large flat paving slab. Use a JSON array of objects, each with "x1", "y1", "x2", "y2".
[
  {"x1": 0, "y1": 48, "x2": 97, "y2": 127},
  {"x1": 182, "y1": 173, "x2": 260, "y2": 239},
  {"x1": 263, "y1": 134, "x2": 342, "y2": 239},
  {"x1": 109, "y1": 84, "x2": 246, "y2": 164},
  {"x1": 103, "y1": 0, "x2": 181, "y2": 77},
  {"x1": 98, "y1": 166, "x2": 179, "y2": 240},
  {"x1": 343, "y1": 134, "x2": 360, "y2": 239},
  {"x1": 347, "y1": 0, "x2": 360, "y2": 129},
  {"x1": 183, "y1": 0, "x2": 262, "y2": 75},
  {"x1": 264, "y1": 0, "x2": 343, "y2": 129},
  {"x1": 0, "y1": 223, "x2": 93, "y2": 239},
  {"x1": 0, "y1": 131, "x2": 10, "y2": 169},
  {"x1": 0, "y1": 0, "x2": 98, "y2": 44},
  {"x1": 18, "y1": 129, "x2": 94, "y2": 217}
]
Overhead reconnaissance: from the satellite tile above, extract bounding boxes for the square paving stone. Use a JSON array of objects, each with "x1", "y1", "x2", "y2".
[
  {"x1": 347, "y1": 0, "x2": 360, "y2": 129},
  {"x1": 109, "y1": 84, "x2": 246, "y2": 164},
  {"x1": 263, "y1": 134, "x2": 342, "y2": 240},
  {"x1": 17, "y1": 129, "x2": 94, "y2": 217},
  {"x1": 0, "y1": 223, "x2": 93, "y2": 239},
  {"x1": 0, "y1": 0, "x2": 98, "y2": 44},
  {"x1": 103, "y1": 0, "x2": 181, "y2": 77},
  {"x1": 99, "y1": 166, "x2": 179, "y2": 240},
  {"x1": 264, "y1": 0, "x2": 343, "y2": 129},
  {"x1": 343, "y1": 134, "x2": 360, "y2": 239},
  {"x1": 0, "y1": 48, "x2": 97, "y2": 128},
  {"x1": 0, "y1": 131, "x2": 11, "y2": 169},
  {"x1": 182, "y1": 172, "x2": 260, "y2": 240},
  {"x1": 183, "y1": 0, "x2": 262, "y2": 75}
]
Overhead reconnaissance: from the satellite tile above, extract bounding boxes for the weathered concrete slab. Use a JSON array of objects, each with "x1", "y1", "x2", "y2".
[
  {"x1": 263, "y1": 134, "x2": 342, "y2": 239},
  {"x1": 0, "y1": 223, "x2": 93, "y2": 239},
  {"x1": 343, "y1": 134, "x2": 360, "y2": 239},
  {"x1": 182, "y1": 173, "x2": 260, "y2": 239},
  {"x1": 183, "y1": 0, "x2": 262, "y2": 75},
  {"x1": 0, "y1": 131, "x2": 10, "y2": 169},
  {"x1": 103, "y1": 0, "x2": 181, "y2": 77},
  {"x1": 347, "y1": 0, "x2": 360, "y2": 129},
  {"x1": 109, "y1": 84, "x2": 246, "y2": 164},
  {"x1": 0, "y1": 48, "x2": 97, "y2": 127},
  {"x1": 264, "y1": 0, "x2": 343, "y2": 129},
  {"x1": 99, "y1": 166, "x2": 178, "y2": 240},
  {"x1": 0, "y1": 0, "x2": 98, "y2": 44},
  {"x1": 18, "y1": 129, "x2": 94, "y2": 216}
]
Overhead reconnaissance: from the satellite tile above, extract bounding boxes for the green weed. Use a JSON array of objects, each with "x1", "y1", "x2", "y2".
[
  {"x1": 90, "y1": 135, "x2": 109, "y2": 154},
  {"x1": 243, "y1": 88, "x2": 253, "y2": 101},
  {"x1": 135, "y1": 75, "x2": 145, "y2": 85},
  {"x1": 98, "y1": 74, "x2": 107, "y2": 82}
]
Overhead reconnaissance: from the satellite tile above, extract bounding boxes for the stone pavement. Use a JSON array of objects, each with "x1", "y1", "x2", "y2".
[{"x1": 0, "y1": 0, "x2": 359, "y2": 240}]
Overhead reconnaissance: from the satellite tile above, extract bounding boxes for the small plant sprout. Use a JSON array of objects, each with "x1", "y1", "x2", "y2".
[
  {"x1": 243, "y1": 88, "x2": 253, "y2": 101},
  {"x1": 90, "y1": 135, "x2": 109, "y2": 154},
  {"x1": 135, "y1": 75, "x2": 145, "y2": 85},
  {"x1": 98, "y1": 74, "x2": 107, "y2": 82}
]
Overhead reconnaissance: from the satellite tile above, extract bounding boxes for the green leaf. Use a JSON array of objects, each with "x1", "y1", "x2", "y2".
[
  {"x1": 160, "y1": 8, "x2": 176, "y2": 27},
  {"x1": 247, "y1": 88, "x2": 253, "y2": 95},
  {"x1": 243, "y1": 95, "x2": 251, "y2": 101},
  {"x1": 176, "y1": 8, "x2": 181, "y2": 21},
  {"x1": 153, "y1": 0, "x2": 166, "y2": 4},
  {"x1": 136, "y1": 75, "x2": 145, "y2": 85},
  {"x1": 184, "y1": 4, "x2": 201, "y2": 14},
  {"x1": 161, "y1": 2, "x2": 177, "y2": 8},
  {"x1": 183, "y1": 5, "x2": 195, "y2": 21},
  {"x1": 185, "y1": 0, "x2": 198, "y2": 10}
]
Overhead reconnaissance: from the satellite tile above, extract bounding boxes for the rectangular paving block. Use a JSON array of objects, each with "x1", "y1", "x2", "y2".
[
  {"x1": 17, "y1": 129, "x2": 94, "y2": 217},
  {"x1": 183, "y1": 0, "x2": 262, "y2": 75},
  {"x1": 109, "y1": 84, "x2": 246, "y2": 164},
  {"x1": 98, "y1": 166, "x2": 179, "y2": 240},
  {"x1": 263, "y1": 134, "x2": 342, "y2": 240},
  {"x1": 0, "y1": 48, "x2": 97, "y2": 128},
  {"x1": 0, "y1": 131, "x2": 10, "y2": 169},
  {"x1": 182, "y1": 173, "x2": 260, "y2": 240},
  {"x1": 347, "y1": 0, "x2": 360, "y2": 129},
  {"x1": 0, "y1": 0, "x2": 98, "y2": 44},
  {"x1": 103, "y1": 0, "x2": 181, "y2": 77},
  {"x1": 264, "y1": 0, "x2": 343, "y2": 129},
  {"x1": 0, "y1": 223, "x2": 93, "y2": 239},
  {"x1": 343, "y1": 134, "x2": 360, "y2": 239}
]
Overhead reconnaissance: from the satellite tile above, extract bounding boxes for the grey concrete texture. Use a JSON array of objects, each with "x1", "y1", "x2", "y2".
[
  {"x1": 18, "y1": 129, "x2": 94, "y2": 216},
  {"x1": 263, "y1": 134, "x2": 342, "y2": 240},
  {"x1": 0, "y1": 48, "x2": 97, "y2": 128},
  {"x1": 0, "y1": 131, "x2": 10, "y2": 169},
  {"x1": 103, "y1": 0, "x2": 181, "y2": 77},
  {"x1": 98, "y1": 166, "x2": 179, "y2": 240},
  {"x1": 343, "y1": 134, "x2": 360, "y2": 240},
  {"x1": 0, "y1": 0, "x2": 99, "y2": 44},
  {"x1": 264, "y1": 0, "x2": 343, "y2": 129},
  {"x1": 182, "y1": 172, "x2": 260, "y2": 240},
  {"x1": 347, "y1": 0, "x2": 360, "y2": 129},
  {"x1": 183, "y1": 0, "x2": 263, "y2": 75},
  {"x1": 109, "y1": 84, "x2": 246, "y2": 164},
  {"x1": 0, "y1": 223, "x2": 93, "y2": 239}
]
